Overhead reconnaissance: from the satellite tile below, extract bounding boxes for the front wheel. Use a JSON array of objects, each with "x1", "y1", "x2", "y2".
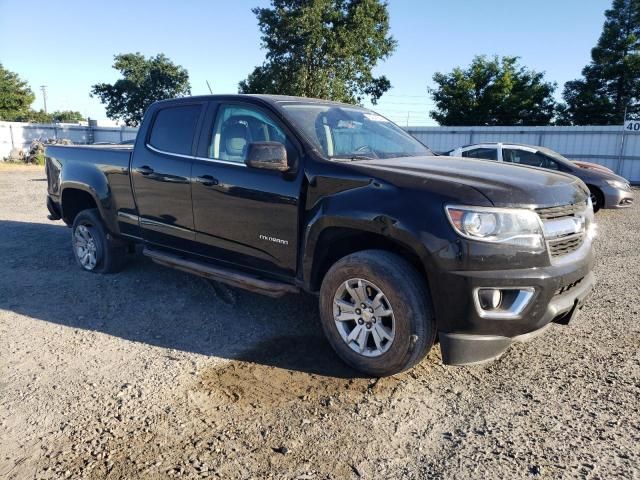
[
  {"x1": 319, "y1": 250, "x2": 436, "y2": 377},
  {"x1": 72, "y1": 209, "x2": 127, "y2": 273},
  {"x1": 589, "y1": 186, "x2": 604, "y2": 213}
]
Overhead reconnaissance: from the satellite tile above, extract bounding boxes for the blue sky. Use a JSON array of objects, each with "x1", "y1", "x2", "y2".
[{"x1": 0, "y1": 0, "x2": 611, "y2": 125}]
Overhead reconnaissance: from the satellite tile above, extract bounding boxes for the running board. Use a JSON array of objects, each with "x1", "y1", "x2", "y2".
[{"x1": 143, "y1": 248, "x2": 299, "y2": 298}]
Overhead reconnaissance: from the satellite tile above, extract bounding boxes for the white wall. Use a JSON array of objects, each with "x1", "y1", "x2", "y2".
[
  {"x1": 2, "y1": 121, "x2": 638, "y2": 182},
  {"x1": 0, "y1": 122, "x2": 138, "y2": 158}
]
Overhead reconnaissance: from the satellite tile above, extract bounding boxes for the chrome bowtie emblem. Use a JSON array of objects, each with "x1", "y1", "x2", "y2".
[{"x1": 543, "y1": 215, "x2": 586, "y2": 239}]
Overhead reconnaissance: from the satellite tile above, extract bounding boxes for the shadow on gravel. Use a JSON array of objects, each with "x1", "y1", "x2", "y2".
[{"x1": 0, "y1": 220, "x2": 362, "y2": 379}]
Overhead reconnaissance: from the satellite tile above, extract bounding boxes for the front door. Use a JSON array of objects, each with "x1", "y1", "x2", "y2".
[
  {"x1": 131, "y1": 102, "x2": 204, "y2": 249},
  {"x1": 190, "y1": 102, "x2": 303, "y2": 277}
]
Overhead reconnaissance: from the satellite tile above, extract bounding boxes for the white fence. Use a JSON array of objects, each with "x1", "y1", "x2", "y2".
[
  {"x1": 0, "y1": 121, "x2": 138, "y2": 158},
  {"x1": 2, "y1": 121, "x2": 639, "y2": 183},
  {"x1": 407, "y1": 125, "x2": 640, "y2": 183}
]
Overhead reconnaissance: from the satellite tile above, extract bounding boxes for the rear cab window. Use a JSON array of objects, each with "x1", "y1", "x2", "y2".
[{"x1": 148, "y1": 104, "x2": 202, "y2": 155}]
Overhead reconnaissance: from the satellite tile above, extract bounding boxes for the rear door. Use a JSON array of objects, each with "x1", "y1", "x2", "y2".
[
  {"x1": 190, "y1": 101, "x2": 304, "y2": 277},
  {"x1": 131, "y1": 102, "x2": 205, "y2": 249}
]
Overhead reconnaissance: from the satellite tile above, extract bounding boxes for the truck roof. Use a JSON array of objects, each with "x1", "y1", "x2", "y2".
[{"x1": 152, "y1": 94, "x2": 356, "y2": 108}]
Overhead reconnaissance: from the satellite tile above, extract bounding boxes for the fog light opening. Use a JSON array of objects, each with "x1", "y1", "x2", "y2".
[
  {"x1": 474, "y1": 287, "x2": 535, "y2": 319},
  {"x1": 478, "y1": 288, "x2": 502, "y2": 310}
]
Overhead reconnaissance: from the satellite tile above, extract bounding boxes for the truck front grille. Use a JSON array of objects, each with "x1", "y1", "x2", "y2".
[
  {"x1": 536, "y1": 200, "x2": 589, "y2": 259},
  {"x1": 547, "y1": 233, "x2": 584, "y2": 257},
  {"x1": 536, "y1": 201, "x2": 587, "y2": 220}
]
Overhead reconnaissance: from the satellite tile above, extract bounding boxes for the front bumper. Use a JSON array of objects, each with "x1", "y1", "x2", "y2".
[
  {"x1": 602, "y1": 185, "x2": 634, "y2": 208},
  {"x1": 439, "y1": 271, "x2": 594, "y2": 365},
  {"x1": 433, "y1": 240, "x2": 595, "y2": 365}
]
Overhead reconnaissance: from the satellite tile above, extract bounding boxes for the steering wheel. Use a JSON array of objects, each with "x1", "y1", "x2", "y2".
[{"x1": 355, "y1": 145, "x2": 378, "y2": 158}]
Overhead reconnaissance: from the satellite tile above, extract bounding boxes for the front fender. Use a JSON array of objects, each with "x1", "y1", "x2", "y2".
[{"x1": 301, "y1": 181, "x2": 443, "y2": 289}]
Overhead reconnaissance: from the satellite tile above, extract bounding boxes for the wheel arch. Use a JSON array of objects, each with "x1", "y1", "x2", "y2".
[
  {"x1": 61, "y1": 186, "x2": 99, "y2": 225},
  {"x1": 303, "y1": 221, "x2": 432, "y2": 293},
  {"x1": 585, "y1": 183, "x2": 605, "y2": 209},
  {"x1": 60, "y1": 181, "x2": 119, "y2": 234}
]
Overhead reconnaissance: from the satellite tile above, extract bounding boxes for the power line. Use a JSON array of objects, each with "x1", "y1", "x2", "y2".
[
  {"x1": 384, "y1": 93, "x2": 428, "y2": 98},
  {"x1": 374, "y1": 101, "x2": 436, "y2": 106}
]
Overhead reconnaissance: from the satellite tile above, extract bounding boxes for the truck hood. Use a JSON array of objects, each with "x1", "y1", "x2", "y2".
[{"x1": 353, "y1": 156, "x2": 589, "y2": 208}]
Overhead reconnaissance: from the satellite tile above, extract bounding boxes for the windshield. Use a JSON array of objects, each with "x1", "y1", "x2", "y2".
[{"x1": 280, "y1": 103, "x2": 433, "y2": 160}]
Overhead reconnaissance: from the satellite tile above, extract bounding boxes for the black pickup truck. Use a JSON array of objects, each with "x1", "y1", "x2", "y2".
[{"x1": 45, "y1": 95, "x2": 595, "y2": 376}]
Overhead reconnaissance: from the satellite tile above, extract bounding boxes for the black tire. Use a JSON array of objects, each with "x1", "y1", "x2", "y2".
[
  {"x1": 319, "y1": 250, "x2": 436, "y2": 377},
  {"x1": 588, "y1": 186, "x2": 604, "y2": 213},
  {"x1": 71, "y1": 209, "x2": 127, "y2": 273}
]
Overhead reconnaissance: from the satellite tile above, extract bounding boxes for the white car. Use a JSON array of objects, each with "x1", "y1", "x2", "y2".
[{"x1": 447, "y1": 143, "x2": 633, "y2": 212}]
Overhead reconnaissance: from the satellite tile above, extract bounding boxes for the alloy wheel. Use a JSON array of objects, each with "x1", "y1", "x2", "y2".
[
  {"x1": 332, "y1": 278, "x2": 395, "y2": 357},
  {"x1": 73, "y1": 224, "x2": 99, "y2": 270}
]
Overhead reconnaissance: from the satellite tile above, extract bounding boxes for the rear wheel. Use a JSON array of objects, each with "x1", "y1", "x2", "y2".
[
  {"x1": 319, "y1": 250, "x2": 436, "y2": 377},
  {"x1": 72, "y1": 209, "x2": 127, "y2": 273},
  {"x1": 588, "y1": 186, "x2": 604, "y2": 213}
]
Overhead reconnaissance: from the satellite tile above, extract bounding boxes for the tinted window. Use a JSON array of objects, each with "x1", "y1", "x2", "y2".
[
  {"x1": 208, "y1": 105, "x2": 291, "y2": 163},
  {"x1": 503, "y1": 149, "x2": 558, "y2": 170},
  {"x1": 149, "y1": 105, "x2": 202, "y2": 155},
  {"x1": 462, "y1": 148, "x2": 498, "y2": 161}
]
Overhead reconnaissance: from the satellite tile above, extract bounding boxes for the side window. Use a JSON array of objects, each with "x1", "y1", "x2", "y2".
[
  {"x1": 540, "y1": 155, "x2": 559, "y2": 170},
  {"x1": 208, "y1": 105, "x2": 291, "y2": 163},
  {"x1": 462, "y1": 148, "x2": 498, "y2": 161},
  {"x1": 149, "y1": 105, "x2": 202, "y2": 155},
  {"x1": 503, "y1": 149, "x2": 557, "y2": 169}
]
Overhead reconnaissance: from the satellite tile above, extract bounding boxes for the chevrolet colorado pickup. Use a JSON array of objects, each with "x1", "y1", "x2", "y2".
[{"x1": 45, "y1": 95, "x2": 595, "y2": 376}]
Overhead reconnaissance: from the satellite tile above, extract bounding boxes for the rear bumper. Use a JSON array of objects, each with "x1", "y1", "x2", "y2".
[
  {"x1": 439, "y1": 271, "x2": 595, "y2": 365},
  {"x1": 602, "y1": 185, "x2": 634, "y2": 209},
  {"x1": 46, "y1": 195, "x2": 62, "y2": 220}
]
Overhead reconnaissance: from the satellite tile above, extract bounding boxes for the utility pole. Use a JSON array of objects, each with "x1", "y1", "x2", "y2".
[{"x1": 40, "y1": 85, "x2": 48, "y2": 113}]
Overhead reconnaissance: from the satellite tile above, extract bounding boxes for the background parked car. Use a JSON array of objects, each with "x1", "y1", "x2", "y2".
[
  {"x1": 572, "y1": 160, "x2": 616, "y2": 175},
  {"x1": 448, "y1": 143, "x2": 633, "y2": 212}
]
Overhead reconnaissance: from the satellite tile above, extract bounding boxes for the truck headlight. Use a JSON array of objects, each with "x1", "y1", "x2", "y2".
[
  {"x1": 445, "y1": 205, "x2": 544, "y2": 250},
  {"x1": 605, "y1": 179, "x2": 630, "y2": 191}
]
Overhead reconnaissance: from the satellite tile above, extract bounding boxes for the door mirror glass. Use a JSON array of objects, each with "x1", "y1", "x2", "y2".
[{"x1": 245, "y1": 142, "x2": 289, "y2": 171}]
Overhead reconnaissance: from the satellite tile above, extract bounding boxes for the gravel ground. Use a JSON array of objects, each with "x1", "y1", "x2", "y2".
[{"x1": 0, "y1": 165, "x2": 638, "y2": 480}]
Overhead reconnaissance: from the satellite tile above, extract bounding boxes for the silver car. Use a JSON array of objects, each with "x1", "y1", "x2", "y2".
[{"x1": 448, "y1": 143, "x2": 634, "y2": 212}]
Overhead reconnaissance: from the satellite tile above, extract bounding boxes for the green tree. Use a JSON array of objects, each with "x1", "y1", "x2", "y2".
[
  {"x1": 16, "y1": 110, "x2": 84, "y2": 123},
  {"x1": 91, "y1": 53, "x2": 191, "y2": 126},
  {"x1": 0, "y1": 63, "x2": 35, "y2": 121},
  {"x1": 239, "y1": 0, "x2": 396, "y2": 105},
  {"x1": 428, "y1": 56, "x2": 557, "y2": 126},
  {"x1": 560, "y1": 0, "x2": 640, "y2": 125},
  {"x1": 18, "y1": 109, "x2": 52, "y2": 123},
  {"x1": 52, "y1": 110, "x2": 84, "y2": 123}
]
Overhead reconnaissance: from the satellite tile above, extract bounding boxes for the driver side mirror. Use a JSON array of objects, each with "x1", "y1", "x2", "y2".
[{"x1": 245, "y1": 142, "x2": 289, "y2": 172}]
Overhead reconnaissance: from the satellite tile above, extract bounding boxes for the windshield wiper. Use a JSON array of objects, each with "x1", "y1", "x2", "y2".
[{"x1": 331, "y1": 154, "x2": 377, "y2": 161}]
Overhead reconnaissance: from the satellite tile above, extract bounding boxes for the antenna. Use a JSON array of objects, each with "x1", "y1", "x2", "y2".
[
  {"x1": 40, "y1": 85, "x2": 48, "y2": 113},
  {"x1": 206, "y1": 80, "x2": 213, "y2": 94}
]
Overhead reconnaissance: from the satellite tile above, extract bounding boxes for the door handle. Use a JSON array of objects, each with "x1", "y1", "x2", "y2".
[
  {"x1": 196, "y1": 175, "x2": 218, "y2": 186},
  {"x1": 136, "y1": 165, "x2": 154, "y2": 175}
]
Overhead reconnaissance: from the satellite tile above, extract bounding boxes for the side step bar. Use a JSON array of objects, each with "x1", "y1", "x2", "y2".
[{"x1": 143, "y1": 248, "x2": 299, "y2": 298}]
